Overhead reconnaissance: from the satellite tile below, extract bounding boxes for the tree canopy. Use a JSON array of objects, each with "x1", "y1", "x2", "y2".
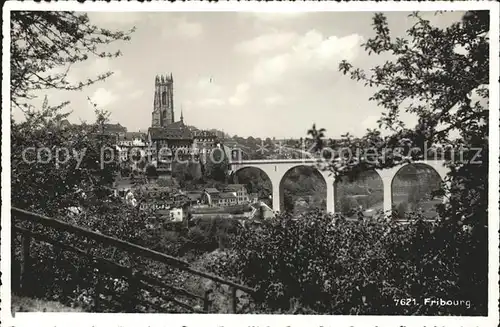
[
  {"x1": 11, "y1": 11, "x2": 137, "y2": 222},
  {"x1": 310, "y1": 11, "x2": 489, "y2": 227},
  {"x1": 11, "y1": 11, "x2": 134, "y2": 112}
]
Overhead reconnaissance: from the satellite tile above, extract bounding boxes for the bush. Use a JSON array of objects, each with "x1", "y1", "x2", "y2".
[
  {"x1": 340, "y1": 197, "x2": 358, "y2": 215},
  {"x1": 396, "y1": 201, "x2": 408, "y2": 219},
  {"x1": 145, "y1": 165, "x2": 158, "y2": 178},
  {"x1": 182, "y1": 217, "x2": 242, "y2": 254},
  {"x1": 208, "y1": 211, "x2": 486, "y2": 315}
]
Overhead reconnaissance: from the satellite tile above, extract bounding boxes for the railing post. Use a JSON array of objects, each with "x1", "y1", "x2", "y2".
[
  {"x1": 11, "y1": 228, "x2": 21, "y2": 293},
  {"x1": 127, "y1": 269, "x2": 138, "y2": 312},
  {"x1": 203, "y1": 289, "x2": 213, "y2": 313},
  {"x1": 231, "y1": 286, "x2": 237, "y2": 313},
  {"x1": 20, "y1": 233, "x2": 32, "y2": 296},
  {"x1": 94, "y1": 260, "x2": 102, "y2": 312}
]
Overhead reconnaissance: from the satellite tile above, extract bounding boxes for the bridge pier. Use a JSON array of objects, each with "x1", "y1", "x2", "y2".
[
  {"x1": 376, "y1": 167, "x2": 400, "y2": 214},
  {"x1": 272, "y1": 188, "x2": 280, "y2": 213},
  {"x1": 320, "y1": 172, "x2": 336, "y2": 214},
  {"x1": 326, "y1": 182, "x2": 335, "y2": 214}
]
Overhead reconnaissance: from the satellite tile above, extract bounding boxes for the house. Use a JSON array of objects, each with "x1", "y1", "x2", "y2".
[
  {"x1": 117, "y1": 132, "x2": 148, "y2": 167},
  {"x1": 222, "y1": 184, "x2": 250, "y2": 204},
  {"x1": 201, "y1": 188, "x2": 238, "y2": 207},
  {"x1": 148, "y1": 117, "x2": 205, "y2": 173},
  {"x1": 139, "y1": 201, "x2": 172, "y2": 211},
  {"x1": 169, "y1": 208, "x2": 184, "y2": 222},
  {"x1": 201, "y1": 188, "x2": 219, "y2": 205},
  {"x1": 185, "y1": 191, "x2": 203, "y2": 205},
  {"x1": 99, "y1": 123, "x2": 127, "y2": 143},
  {"x1": 154, "y1": 207, "x2": 184, "y2": 223},
  {"x1": 103, "y1": 123, "x2": 127, "y2": 136},
  {"x1": 248, "y1": 193, "x2": 258, "y2": 203},
  {"x1": 125, "y1": 190, "x2": 137, "y2": 207},
  {"x1": 212, "y1": 192, "x2": 238, "y2": 207},
  {"x1": 253, "y1": 201, "x2": 275, "y2": 219},
  {"x1": 135, "y1": 185, "x2": 173, "y2": 200}
]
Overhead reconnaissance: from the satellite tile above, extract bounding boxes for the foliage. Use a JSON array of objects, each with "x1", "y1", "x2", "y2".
[
  {"x1": 145, "y1": 164, "x2": 158, "y2": 178},
  {"x1": 204, "y1": 10, "x2": 490, "y2": 316},
  {"x1": 395, "y1": 201, "x2": 408, "y2": 219},
  {"x1": 281, "y1": 166, "x2": 326, "y2": 212},
  {"x1": 155, "y1": 176, "x2": 178, "y2": 188},
  {"x1": 171, "y1": 162, "x2": 202, "y2": 188},
  {"x1": 339, "y1": 196, "x2": 359, "y2": 215},
  {"x1": 203, "y1": 147, "x2": 229, "y2": 183},
  {"x1": 209, "y1": 211, "x2": 486, "y2": 315},
  {"x1": 309, "y1": 10, "x2": 488, "y2": 308},
  {"x1": 9, "y1": 10, "x2": 156, "y2": 311},
  {"x1": 233, "y1": 168, "x2": 272, "y2": 201},
  {"x1": 11, "y1": 104, "x2": 119, "y2": 217},
  {"x1": 328, "y1": 11, "x2": 489, "y2": 227},
  {"x1": 11, "y1": 9, "x2": 136, "y2": 217},
  {"x1": 184, "y1": 217, "x2": 241, "y2": 254},
  {"x1": 11, "y1": 11, "x2": 134, "y2": 112}
]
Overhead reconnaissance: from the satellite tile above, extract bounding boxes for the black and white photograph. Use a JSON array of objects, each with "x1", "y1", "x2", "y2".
[{"x1": 2, "y1": 1, "x2": 499, "y2": 327}]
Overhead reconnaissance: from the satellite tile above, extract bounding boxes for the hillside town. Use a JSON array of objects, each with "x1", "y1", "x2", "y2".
[{"x1": 64, "y1": 74, "x2": 277, "y2": 227}]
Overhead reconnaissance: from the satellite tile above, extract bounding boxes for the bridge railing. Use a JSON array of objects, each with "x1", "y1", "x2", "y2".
[{"x1": 11, "y1": 207, "x2": 256, "y2": 313}]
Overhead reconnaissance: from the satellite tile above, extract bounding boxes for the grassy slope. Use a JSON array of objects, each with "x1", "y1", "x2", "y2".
[{"x1": 11, "y1": 295, "x2": 84, "y2": 313}]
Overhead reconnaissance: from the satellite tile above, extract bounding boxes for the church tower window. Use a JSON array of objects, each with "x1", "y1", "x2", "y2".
[{"x1": 162, "y1": 91, "x2": 167, "y2": 105}]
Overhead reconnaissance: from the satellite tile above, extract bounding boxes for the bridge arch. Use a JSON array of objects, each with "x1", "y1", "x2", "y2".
[
  {"x1": 230, "y1": 166, "x2": 274, "y2": 208},
  {"x1": 374, "y1": 160, "x2": 449, "y2": 214},
  {"x1": 334, "y1": 169, "x2": 384, "y2": 217},
  {"x1": 229, "y1": 159, "x2": 335, "y2": 213},
  {"x1": 391, "y1": 162, "x2": 445, "y2": 219},
  {"x1": 279, "y1": 164, "x2": 328, "y2": 213}
]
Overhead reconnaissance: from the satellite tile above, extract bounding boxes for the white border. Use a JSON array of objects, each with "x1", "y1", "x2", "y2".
[{"x1": 2, "y1": 1, "x2": 499, "y2": 327}]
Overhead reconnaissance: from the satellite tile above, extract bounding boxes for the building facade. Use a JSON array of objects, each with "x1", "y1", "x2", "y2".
[
  {"x1": 117, "y1": 132, "x2": 148, "y2": 164},
  {"x1": 201, "y1": 187, "x2": 239, "y2": 207},
  {"x1": 222, "y1": 184, "x2": 250, "y2": 204}
]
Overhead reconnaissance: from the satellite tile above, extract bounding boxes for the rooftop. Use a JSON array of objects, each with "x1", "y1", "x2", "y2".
[
  {"x1": 223, "y1": 184, "x2": 246, "y2": 191},
  {"x1": 191, "y1": 204, "x2": 252, "y2": 214},
  {"x1": 149, "y1": 124, "x2": 193, "y2": 140},
  {"x1": 186, "y1": 193, "x2": 202, "y2": 201},
  {"x1": 212, "y1": 192, "x2": 237, "y2": 200},
  {"x1": 103, "y1": 123, "x2": 127, "y2": 133},
  {"x1": 119, "y1": 132, "x2": 147, "y2": 141},
  {"x1": 193, "y1": 130, "x2": 217, "y2": 138}
]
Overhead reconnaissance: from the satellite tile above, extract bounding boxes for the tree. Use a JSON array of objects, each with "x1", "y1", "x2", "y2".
[
  {"x1": 11, "y1": 11, "x2": 134, "y2": 111},
  {"x1": 171, "y1": 162, "x2": 201, "y2": 188},
  {"x1": 145, "y1": 164, "x2": 158, "y2": 179},
  {"x1": 203, "y1": 148, "x2": 229, "y2": 183},
  {"x1": 309, "y1": 10, "x2": 489, "y2": 312},
  {"x1": 211, "y1": 211, "x2": 481, "y2": 314},
  {"x1": 11, "y1": 10, "x2": 138, "y2": 221},
  {"x1": 310, "y1": 11, "x2": 488, "y2": 226},
  {"x1": 233, "y1": 168, "x2": 272, "y2": 202}
]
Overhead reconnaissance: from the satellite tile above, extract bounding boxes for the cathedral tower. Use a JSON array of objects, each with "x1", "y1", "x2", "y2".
[{"x1": 152, "y1": 73, "x2": 174, "y2": 127}]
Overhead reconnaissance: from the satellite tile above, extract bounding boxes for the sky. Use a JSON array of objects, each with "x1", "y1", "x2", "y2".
[{"x1": 16, "y1": 11, "x2": 466, "y2": 139}]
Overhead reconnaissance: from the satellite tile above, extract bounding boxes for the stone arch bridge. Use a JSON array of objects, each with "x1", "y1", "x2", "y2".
[{"x1": 228, "y1": 158, "x2": 449, "y2": 214}]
